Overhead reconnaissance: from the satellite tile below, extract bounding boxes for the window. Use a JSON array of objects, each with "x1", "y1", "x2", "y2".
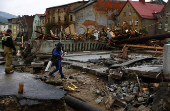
[
  {"x1": 135, "y1": 20, "x2": 138, "y2": 26},
  {"x1": 123, "y1": 12, "x2": 126, "y2": 16},
  {"x1": 64, "y1": 8, "x2": 66, "y2": 12},
  {"x1": 160, "y1": 15, "x2": 162, "y2": 18},
  {"x1": 58, "y1": 16, "x2": 60, "y2": 21},
  {"x1": 158, "y1": 23, "x2": 162, "y2": 29},
  {"x1": 35, "y1": 20, "x2": 37, "y2": 23},
  {"x1": 117, "y1": 21, "x2": 120, "y2": 26},
  {"x1": 53, "y1": 10, "x2": 55, "y2": 14},
  {"x1": 58, "y1": 9, "x2": 60, "y2": 13},
  {"x1": 127, "y1": 5, "x2": 129, "y2": 7},
  {"x1": 129, "y1": 20, "x2": 132, "y2": 25},
  {"x1": 165, "y1": 23, "x2": 168, "y2": 31},
  {"x1": 64, "y1": 16, "x2": 67, "y2": 21},
  {"x1": 129, "y1": 9, "x2": 131, "y2": 16},
  {"x1": 70, "y1": 15, "x2": 73, "y2": 21},
  {"x1": 42, "y1": 19, "x2": 44, "y2": 24},
  {"x1": 166, "y1": 12, "x2": 169, "y2": 17},
  {"x1": 4, "y1": 26, "x2": 5, "y2": 28},
  {"x1": 48, "y1": 11, "x2": 50, "y2": 15},
  {"x1": 123, "y1": 21, "x2": 126, "y2": 25},
  {"x1": 48, "y1": 18, "x2": 50, "y2": 23},
  {"x1": 53, "y1": 17, "x2": 55, "y2": 23}
]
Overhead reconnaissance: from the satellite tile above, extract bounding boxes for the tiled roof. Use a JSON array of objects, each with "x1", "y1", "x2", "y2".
[
  {"x1": 0, "y1": 31, "x2": 6, "y2": 34},
  {"x1": 25, "y1": 16, "x2": 34, "y2": 26},
  {"x1": 129, "y1": 0, "x2": 164, "y2": 19},
  {"x1": 98, "y1": 1, "x2": 126, "y2": 12}
]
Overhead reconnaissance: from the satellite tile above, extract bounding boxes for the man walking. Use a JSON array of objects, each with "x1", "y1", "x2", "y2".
[{"x1": 2, "y1": 29, "x2": 17, "y2": 74}]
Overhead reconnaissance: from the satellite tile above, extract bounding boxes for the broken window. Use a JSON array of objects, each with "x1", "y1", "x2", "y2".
[
  {"x1": 70, "y1": 15, "x2": 73, "y2": 21},
  {"x1": 64, "y1": 16, "x2": 67, "y2": 21},
  {"x1": 58, "y1": 9, "x2": 60, "y2": 13},
  {"x1": 129, "y1": 20, "x2": 132, "y2": 25},
  {"x1": 158, "y1": 23, "x2": 162, "y2": 29},
  {"x1": 58, "y1": 16, "x2": 60, "y2": 22},
  {"x1": 48, "y1": 11, "x2": 50, "y2": 15},
  {"x1": 165, "y1": 23, "x2": 168, "y2": 31},
  {"x1": 53, "y1": 17, "x2": 55, "y2": 23},
  {"x1": 135, "y1": 20, "x2": 138, "y2": 26},
  {"x1": 53, "y1": 10, "x2": 55, "y2": 14},
  {"x1": 123, "y1": 21, "x2": 126, "y2": 25}
]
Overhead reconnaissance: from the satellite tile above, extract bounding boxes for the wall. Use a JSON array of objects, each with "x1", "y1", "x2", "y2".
[
  {"x1": 141, "y1": 19, "x2": 156, "y2": 35},
  {"x1": 1, "y1": 24, "x2": 8, "y2": 31},
  {"x1": 154, "y1": 0, "x2": 170, "y2": 34},
  {"x1": 31, "y1": 40, "x2": 107, "y2": 53},
  {"x1": 118, "y1": 2, "x2": 141, "y2": 32},
  {"x1": 32, "y1": 15, "x2": 41, "y2": 38},
  {"x1": 12, "y1": 23, "x2": 19, "y2": 39},
  {"x1": 73, "y1": 2, "x2": 115, "y2": 34}
]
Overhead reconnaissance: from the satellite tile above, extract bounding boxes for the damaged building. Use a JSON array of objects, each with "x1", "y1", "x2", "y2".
[{"x1": 45, "y1": 0, "x2": 126, "y2": 34}]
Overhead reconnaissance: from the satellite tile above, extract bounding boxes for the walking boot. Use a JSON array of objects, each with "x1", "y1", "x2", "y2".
[
  {"x1": 49, "y1": 72, "x2": 55, "y2": 78},
  {"x1": 61, "y1": 75, "x2": 67, "y2": 79}
]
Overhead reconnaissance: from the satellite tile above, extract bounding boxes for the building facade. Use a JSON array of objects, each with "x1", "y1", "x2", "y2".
[
  {"x1": 32, "y1": 14, "x2": 43, "y2": 38},
  {"x1": 0, "y1": 23, "x2": 8, "y2": 31},
  {"x1": 118, "y1": 0, "x2": 164, "y2": 35},
  {"x1": 154, "y1": 0, "x2": 170, "y2": 34}
]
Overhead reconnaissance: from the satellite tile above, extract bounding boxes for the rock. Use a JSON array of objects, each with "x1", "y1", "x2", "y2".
[
  {"x1": 113, "y1": 93, "x2": 117, "y2": 97},
  {"x1": 122, "y1": 87, "x2": 128, "y2": 93},
  {"x1": 138, "y1": 97, "x2": 144, "y2": 102},
  {"x1": 133, "y1": 87, "x2": 139, "y2": 93},
  {"x1": 138, "y1": 105, "x2": 146, "y2": 111},
  {"x1": 95, "y1": 96, "x2": 103, "y2": 104}
]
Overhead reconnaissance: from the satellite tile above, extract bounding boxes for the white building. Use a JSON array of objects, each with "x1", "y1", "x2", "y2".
[{"x1": 0, "y1": 23, "x2": 8, "y2": 31}]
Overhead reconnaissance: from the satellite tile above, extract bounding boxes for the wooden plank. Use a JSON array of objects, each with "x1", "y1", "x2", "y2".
[{"x1": 116, "y1": 44, "x2": 163, "y2": 50}]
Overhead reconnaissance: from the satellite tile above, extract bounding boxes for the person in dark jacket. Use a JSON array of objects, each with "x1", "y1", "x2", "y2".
[
  {"x1": 48, "y1": 42, "x2": 67, "y2": 79},
  {"x1": 2, "y1": 29, "x2": 17, "y2": 74}
]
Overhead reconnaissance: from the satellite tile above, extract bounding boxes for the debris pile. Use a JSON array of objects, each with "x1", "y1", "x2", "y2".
[{"x1": 95, "y1": 80, "x2": 160, "y2": 110}]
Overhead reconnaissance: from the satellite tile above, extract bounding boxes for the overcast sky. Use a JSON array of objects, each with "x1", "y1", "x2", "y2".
[{"x1": 0, "y1": 0, "x2": 168, "y2": 16}]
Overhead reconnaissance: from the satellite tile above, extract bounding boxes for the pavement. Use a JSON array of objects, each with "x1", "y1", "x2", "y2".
[{"x1": 0, "y1": 65, "x2": 67, "y2": 103}]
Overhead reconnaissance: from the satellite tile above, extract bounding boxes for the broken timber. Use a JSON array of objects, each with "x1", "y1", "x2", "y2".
[
  {"x1": 115, "y1": 44, "x2": 163, "y2": 50},
  {"x1": 113, "y1": 33, "x2": 170, "y2": 44}
]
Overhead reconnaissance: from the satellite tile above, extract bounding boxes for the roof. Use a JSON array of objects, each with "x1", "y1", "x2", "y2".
[
  {"x1": 69, "y1": 0, "x2": 97, "y2": 13},
  {"x1": 128, "y1": 0, "x2": 164, "y2": 19},
  {"x1": 0, "y1": 31, "x2": 6, "y2": 34},
  {"x1": 36, "y1": 14, "x2": 43, "y2": 17},
  {"x1": 25, "y1": 16, "x2": 34, "y2": 26},
  {"x1": 98, "y1": 1, "x2": 126, "y2": 11},
  {"x1": 47, "y1": 1, "x2": 88, "y2": 9}
]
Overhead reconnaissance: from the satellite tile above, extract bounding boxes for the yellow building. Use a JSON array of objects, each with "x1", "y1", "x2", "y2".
[{"x1": 118, "y1": 0, "x2": 164, "y2": 35}]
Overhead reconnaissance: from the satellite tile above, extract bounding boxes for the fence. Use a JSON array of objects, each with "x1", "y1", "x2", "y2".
[{"x1": 31, "y1": 40, "x2": 107, "y2": 53}]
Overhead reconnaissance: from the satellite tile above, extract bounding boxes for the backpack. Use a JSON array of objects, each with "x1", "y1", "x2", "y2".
[{"x1": 51, "y1": 48, "x2": 60, "y2": 66}]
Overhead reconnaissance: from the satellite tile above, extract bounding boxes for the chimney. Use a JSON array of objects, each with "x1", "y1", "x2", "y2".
[{"x1": 139, "y1": 0, "x2": 145, "y2": 4}]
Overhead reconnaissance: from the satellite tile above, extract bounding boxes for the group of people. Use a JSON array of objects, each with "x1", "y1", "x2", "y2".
[{"x1": 2, "y1": 29, "x2": 66, "y2": 79}]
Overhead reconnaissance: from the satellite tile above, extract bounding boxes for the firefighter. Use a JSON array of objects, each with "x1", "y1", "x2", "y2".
[{"x1": 2, "y1": 29, "x2": 17, "y2": 74}]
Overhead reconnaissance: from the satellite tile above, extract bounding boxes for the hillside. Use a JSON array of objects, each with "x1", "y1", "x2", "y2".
[{"x1": 0, "y1": 11, "x2": 17, "y2": 23}]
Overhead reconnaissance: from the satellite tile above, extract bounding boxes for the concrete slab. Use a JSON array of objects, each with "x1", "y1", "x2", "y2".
[
  {"x1": 109, "y1": 57, "x2": 155, "y2": 69},
  {"x1": 0, "y1": 65, "x2": 66, "y2": 101}
]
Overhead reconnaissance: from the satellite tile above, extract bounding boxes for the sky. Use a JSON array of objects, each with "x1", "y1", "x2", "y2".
[{"x1": 0, "y1": 0, "x2": 168, "y2": 16}]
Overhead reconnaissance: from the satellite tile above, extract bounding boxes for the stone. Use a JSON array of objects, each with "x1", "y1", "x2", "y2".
[
  {"x1": 138, "y1": 105, "x2": 146, "y2": 111},
  {"x1": 133, "y1": 87, "x2": 139, "y2": 93},
  {"x1": 113, "y1": 93, "x2": 117, "y2": 97},
  {"x1": 122, "y1": 87, "x2": 128, "y2": 93},
  {"x1": 138, "y1": 97, "x2": 144, "y2": 102},
  {"x1": 95, "y1": 96, "x2": 104, "y2": 104}
]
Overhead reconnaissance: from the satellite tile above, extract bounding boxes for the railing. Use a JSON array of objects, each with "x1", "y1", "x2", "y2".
[{"x1": 31, "y1": 40, "x2": 107, "y2": 53}]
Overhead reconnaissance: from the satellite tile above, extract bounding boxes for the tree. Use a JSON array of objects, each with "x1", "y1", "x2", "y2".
[{"x1": 139, "y1": 27, "x2": 148, "y2": 35}]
